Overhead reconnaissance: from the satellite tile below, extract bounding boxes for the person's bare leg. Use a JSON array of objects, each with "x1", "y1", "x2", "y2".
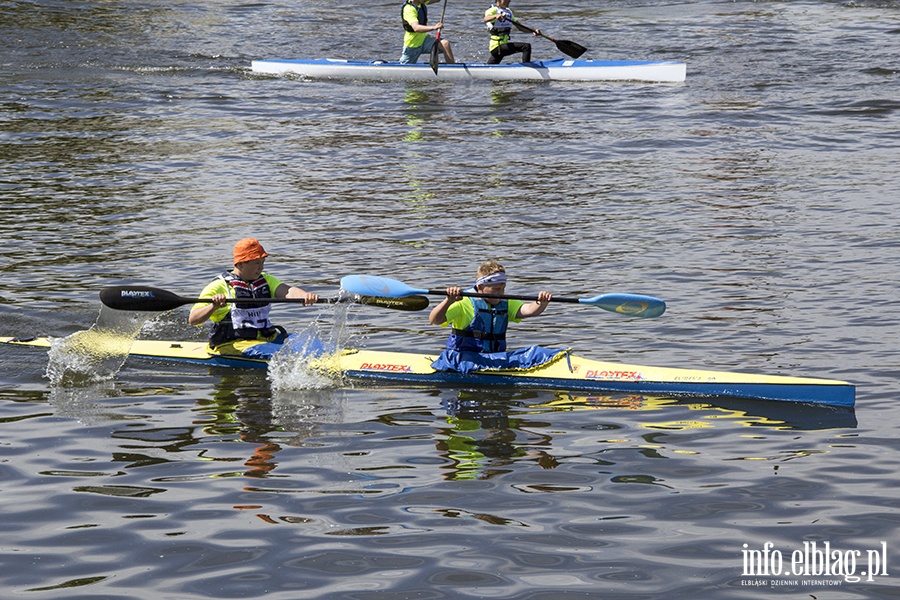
[{"x1": 441, "y1": 39, "x2": 455, "y2": 64}]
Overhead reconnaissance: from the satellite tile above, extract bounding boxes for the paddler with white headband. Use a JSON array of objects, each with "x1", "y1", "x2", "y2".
[{"x1": 429, "y1": 259, "x2": 552, "y2": 357}]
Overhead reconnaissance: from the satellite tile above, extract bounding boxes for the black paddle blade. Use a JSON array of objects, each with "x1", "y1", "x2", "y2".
[
  {"x1": 100, "y1": 286, "x2": 190, "y2": 312},
  {"x1": 356, "y1": 295, "x2": 429, "y2": 312},
  {"x1": 429, "y1": 41, "x2": 440, "y2": 74},
  {"x1": 556, "y1": 39, "x2": 587, "y2": 59}
]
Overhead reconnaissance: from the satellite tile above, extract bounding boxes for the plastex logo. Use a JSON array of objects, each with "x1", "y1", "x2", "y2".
[
  {"x1": 741, "y1": 541, "x2": 889, "y2": 586},
  {"x1": 359, "y1": 362, "x2": 412, "y2": 373},
  {"x1": 584, "y1": 369, "x2": 641, "y2": 380}
]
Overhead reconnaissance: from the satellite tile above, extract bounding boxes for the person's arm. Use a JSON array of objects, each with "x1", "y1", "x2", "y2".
[
  {"x1": 189, "y1": 293, "x2": 227, "y2": 326},
  {"x1": 274, "y1": 283, "x2": 318, "y2": 305},
  {"x1": 429, "y1": 287, "x2": 463, "y2": 325},
  {"x1": 516, "y1": 291, "x2": 552, "y2": 319},
  {"x1": 514, "y1": 21, "x2": 539, "y2": 35},
  {"x1": 484, "y1": 9, "x2": 502, "y2": 24},
  {"x1": 189, "y1": 279, "x2": 229, "y2": 326},
  {"x1": 409, "y1": 21, "x2": 442, "y2": 33},
  {"x1": 405, "y1": 5, "x2": 443, "y2": 33}
]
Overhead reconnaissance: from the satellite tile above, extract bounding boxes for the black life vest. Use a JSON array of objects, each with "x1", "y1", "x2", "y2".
[
  {"x1": 208, "y1": 271, "x2": 278, "y2": 347},
  {"x1": 402, "y1": 0, "x2": 427, "y2": 33}
]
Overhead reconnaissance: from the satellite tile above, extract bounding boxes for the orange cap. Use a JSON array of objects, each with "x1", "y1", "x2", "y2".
[{"x1": 233, "y1": 238, "x2": 268, "y2": 264}]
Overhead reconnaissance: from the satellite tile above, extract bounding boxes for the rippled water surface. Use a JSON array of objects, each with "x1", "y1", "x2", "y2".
[{"x1": 1, "y1": 0, "x2": 899, "y2": 597}]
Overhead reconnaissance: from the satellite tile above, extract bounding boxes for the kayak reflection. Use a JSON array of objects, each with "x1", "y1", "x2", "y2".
[
  {"x1": 438, "y1": 389, "x2": 553, "y2": 481},
  {"x1": 529, "y1": 393, "x2": 858, "y2": 432},
  {"x1": 435, "y1": 388, "x2": 857, "y2": 481}
]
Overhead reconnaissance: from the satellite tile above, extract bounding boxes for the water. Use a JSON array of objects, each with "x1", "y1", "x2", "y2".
[{"x1": 1, "y1": 0, "x2": 899, "y2": 597}]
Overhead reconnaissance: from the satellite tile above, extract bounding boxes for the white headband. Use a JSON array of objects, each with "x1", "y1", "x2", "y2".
[{"x1": 475, "y1": 272, "x2": 507, "y2": 286}]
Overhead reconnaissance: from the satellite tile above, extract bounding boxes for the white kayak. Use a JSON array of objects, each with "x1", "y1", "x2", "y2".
[{"x1": 250, "y1": 58, "x2": 687, "y2": 83}]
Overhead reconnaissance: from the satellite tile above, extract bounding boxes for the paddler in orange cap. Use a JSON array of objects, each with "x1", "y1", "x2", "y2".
[{"x1": 188, "y1": 238, "x2": 318, "y2": 359}]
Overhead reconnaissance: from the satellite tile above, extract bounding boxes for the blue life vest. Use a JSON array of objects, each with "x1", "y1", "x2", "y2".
[
  {"x1": 446, "y1": 296, "x2": 510, "y2": 353},
  {"x1": 208, "y1": 271, "x2": 279, "y2": 347},
  {"x1": 402, "y1": 0, "x2": 427, "y2": 32}
]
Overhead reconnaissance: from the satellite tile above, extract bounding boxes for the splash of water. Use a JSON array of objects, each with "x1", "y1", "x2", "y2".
[
  {"x1": 46, "y1": 306, "x2": 149, "y2": 385},
  {"x1": 268, "y1": 298, "x2": 358, "y2": 391}
]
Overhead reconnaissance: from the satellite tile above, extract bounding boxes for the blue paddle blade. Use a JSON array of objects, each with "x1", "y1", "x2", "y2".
[
  {"x1": 581, "y1": 294, "x2": 666, "y2": 318},
  {"x1": 341, "y1": 274, "x2": 427, "y2": 298}
]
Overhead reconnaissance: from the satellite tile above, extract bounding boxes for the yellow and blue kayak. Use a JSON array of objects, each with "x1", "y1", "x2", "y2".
[{"x1": 1, "y1": 336, "x2": 855, "y2": 407}]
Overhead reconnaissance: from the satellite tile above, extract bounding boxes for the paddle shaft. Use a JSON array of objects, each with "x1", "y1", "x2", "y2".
[
  {"x1": 424, "y1": 287, "x2": 665, "y2": 318},
  {"x1": 514, "y1": 21, "x2": 558, "y2": 43},
  {"x1": 426, "y1": 288, "x2": 578, "y2": 304},
  {"x1": 197, "y1": 297, "x2": 327, "y2": 306},
  {"x1": 515, "y1": 22, "x2": 587, "y2": 59},
  {"x1": 100, "y1": 286, "x2": 428, "y2": 312},
  {"x1": 435, "y1": 0, "x2": 448, "y2": 42}
]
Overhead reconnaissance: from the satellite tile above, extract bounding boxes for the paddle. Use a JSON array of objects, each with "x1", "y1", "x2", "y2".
[
  {"x1": 516, "y1": 22, "x2": 586, "y2": 59},
  {"x1": 430, "y1": 0, "x2": 449, "y2": 74},
  {"x1": 340, "y1": 274, "x2": 666, "y2": 318},
  {"x1": 99, "y1": 285, "x2": 430, "y2": 313}
]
